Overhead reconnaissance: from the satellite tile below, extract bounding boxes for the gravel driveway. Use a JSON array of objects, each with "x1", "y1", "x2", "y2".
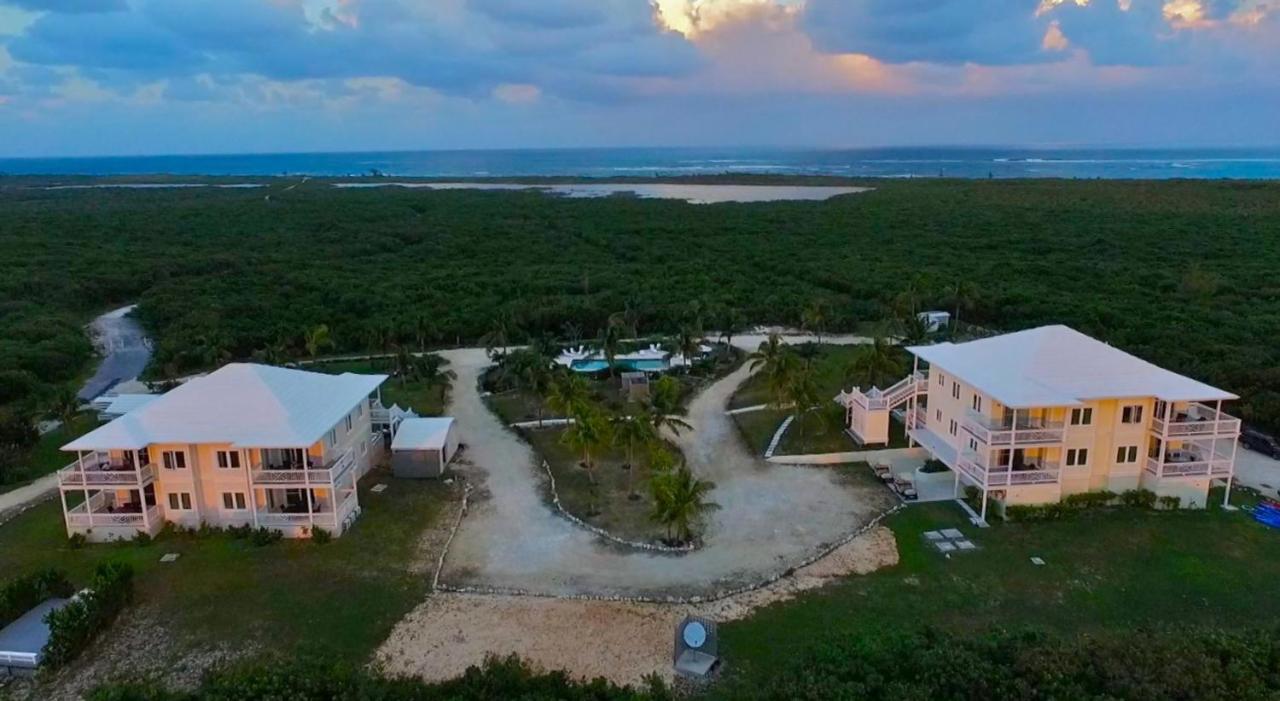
[{"x1": 435, "y1": 347, "x2": 893, "y2": 599}]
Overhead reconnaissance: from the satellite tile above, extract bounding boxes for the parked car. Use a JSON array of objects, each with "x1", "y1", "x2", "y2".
[{"x1": 1242, "y1": 428, "x2": 1280, "y2": 458}]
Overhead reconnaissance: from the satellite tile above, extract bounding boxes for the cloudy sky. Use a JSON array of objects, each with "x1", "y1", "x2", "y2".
[{"x1": 0, "y1": 0, "x2": 1276, "y2": 157}]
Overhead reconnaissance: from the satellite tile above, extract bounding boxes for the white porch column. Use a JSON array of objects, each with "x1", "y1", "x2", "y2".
[
  {"x1": 84, "y1": 488, "x2": 93, "y2": 527},
  {"x1": 980, "y1": 487, "x2": 989, "y2": 523},
  {"x1": 1224, "y1": 412, "x2": 1239, "y2": 508},
  {"x1": 139, "y1": 487, "x2": 150, "y2": 533},
  {"x1": 306, "y1": 487, "x2": 315, "y2": 531},
  {"x1": 60, "y1": 489, "x2": 70, "y2": 533},
  {"x1": 1158, "y1": 401, "x2": 1171, "y2": 479},
  {"x1": 907, "y1": 356, "x2": 919, "y2": 447}
]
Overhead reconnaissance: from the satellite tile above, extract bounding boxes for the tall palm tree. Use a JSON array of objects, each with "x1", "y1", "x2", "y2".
[
  {"x1": 598, "y1": 317, "x2": 625, "y2": 377},
  {"x1": 649, "y1": 375, "x2": 683, "y2": 416},
  {"x1": 518, "y1": 353, "x2": 555, "y2": 427},
  {"x1": 846, "y1": 337, "x2": 905, "y2": 390},
  {"x1": 781, "y1": 359, "x2": 823, "y2": 450},
  {"x1": 676, "y1": 325, "x2": 701, "y2": 371},
  {"x1": 650, "y1": 466, "x2": 718, "y2": 545},
  {"x1": 898, "y1": 312, "x2": 931, "y2": 345},
  {"x1": 561, "y1": 407, "x2": 612, "y2": 484},
  {"x1": 748, "y1": 333, "x2": 787, "y2": 373},
  {"x1": 303, "y1": 324, "x2": 333, "y2": 360},
  {"x1": 718, "y1": 307, "x2": 746, "y2": 350},
  {"x1": 49, "y1": 388, "x2": 81, "y2": 428},
  {"x1": 801, "y1": 300, "x2": 828, "y2": 344},
  {"x1": 418, "y1": 353, "x2": 456, "y2": 405},
  {"x1": 481, "y1": 314, "x2": 520, "y2": 360},
  {"x1": 547, "y1": 372, "x2": 591, "y2": 419},
  {"x1": 648, "y1": 407, "x2": 693, "y2": 439},
  {"x1": 612, "y1": 411, "x2": 656, "y2": 498},
  {"x1": 414, "y1": 315, "x2": 436, "y2": 352},
  {"x1": 947, "y1": 279, "x2": 978, "y2": 334},
  {"x1": 561, "y1": 321, "x2": 583, "y2": 346}
]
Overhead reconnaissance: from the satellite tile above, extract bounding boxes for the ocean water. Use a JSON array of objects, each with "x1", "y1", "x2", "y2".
[{"x1": 2, "y1": 146, "x2": 1279, "y2": 180}]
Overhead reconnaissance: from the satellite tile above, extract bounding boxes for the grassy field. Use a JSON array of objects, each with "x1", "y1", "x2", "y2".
[
  {"x1": 520, "y1": 426, "x2": 668, "y2": 543},
  {"x1": 715, "y1": 484, "x2": 1280, "y2": 691},
  {"x1": 0, "y1": 467, "x2": 453, "y2": 666},
  {"x1": 312, "y1": 358, "x2": 450, "y2": 416},
  {"x1": 1, "y1": 413, "x2": 99, "y2": 494},
  {"x1": 729, "y1": 344, "x2": 911, "y2": 456}
]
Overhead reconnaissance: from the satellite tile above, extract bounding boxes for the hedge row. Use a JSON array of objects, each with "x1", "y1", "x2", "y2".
[
  {"x1": 42, "y1": 562, "x2": 134, "y2": 669},
  {"x1": 0, "y1": 568, "x2": 73, "y2": 628},
  {"x1": 87, "y1": 628, "x2": 1280, "y2": 701},
  {"x1": 1005, "y1": 488, "x2": 1182, "y2": 522}
]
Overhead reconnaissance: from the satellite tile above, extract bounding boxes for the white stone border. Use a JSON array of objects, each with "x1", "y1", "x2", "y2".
[
  {"x1": 763, "y1": 415, "x2": 795, "y2": 459},
  {"x1": 431, "y1": 482, "x2": 474, "y2": 591},
  {"x1": 433, "y1": 502, "x2": 905, "y2": 605},
  {"x1": 539, "y1": 459, "x2": 697, "y2": 554}
]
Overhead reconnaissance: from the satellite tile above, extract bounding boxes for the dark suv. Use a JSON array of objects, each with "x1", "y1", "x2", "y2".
[{"x1": 1242, "y1": 428, "x2": 1280, "y2": 458}]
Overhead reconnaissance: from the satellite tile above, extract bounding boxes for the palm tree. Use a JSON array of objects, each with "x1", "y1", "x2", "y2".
[
  {"x1": 598, "y1": 317, "x2": 625, "y2": 377},
  {"x1": 648, "y1": 407, "x2": 693, "y2": 439},
  {"x1": 846, "y1": 337, "x2": 905, "y2": 390},
  {"x1": 612, "y1": 411, "x2": 656, "y2": 499},
  {"x1": 49, "y1": 388, "x2": 80, "y2": 428},
  {"x1": 561, "y1": 407, "x2": 612, "y2": 484},
  {"x1": 650, "y1": 465, "x2": 718, "y2": 545},
  {"x1": 801, "y1": 300, "x2": 828, "y2": 344},
  {"x1": 303, "y1": 324, "x2": 333, "y2": 360},
  {"x1": 547, "y1": 372, "x2": 591, "y2": 419},
  {"x1": 676, "y1": 325, "x2": 701, "y2": 371},
  {"x1": 781, "y1": 359, "x2": 823, "y2": 450},
  {"x1": 649, "y1": 375, "x2": 682, "y2": 415},
  {"x1": 898, "y1": 312, "x2": 930, "y2": 345},
  {"x1": 481, "y1": 314, "x2": 519, "y2": 360},
  {"x1": 561, "y1": 321, "x2": 583, "y2": 346},
  {"x1": 748, "y1": 333, "x2": 787, "y2": 373},
  {"x1": 718, "y1": 307, "x2": 746, "y2": 350},
  {"x1": 517, "y1": 352, "x2": 555, "y2": 427},
  {"x1": 414, "y1": 315, "x2": 436, "y2": 352},
  {"x1": 947, "y1": 280, "x2": 978, "y2": 335},
  {"x1": 418, "y1": 353, "x2": 456, "y2": 405},
  {"x1": 893, "y1": 279, "x2": 924, "y2": 318}
]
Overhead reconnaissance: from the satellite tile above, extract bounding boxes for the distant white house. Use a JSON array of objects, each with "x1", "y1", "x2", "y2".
[
  {"x1": 917, "y1": 310, "x2": 951, "y2": 333},
  {"x1": 60, "y1": 363, "x2": 388, "y2": 541}
]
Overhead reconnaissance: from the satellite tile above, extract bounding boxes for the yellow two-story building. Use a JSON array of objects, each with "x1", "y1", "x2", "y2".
[
  {"x1": 59, "y1": 364, "x2": 389, "y2": 542},
  {"x1": 839, "y1": 326, "x2": 1240, "y2": 520}
]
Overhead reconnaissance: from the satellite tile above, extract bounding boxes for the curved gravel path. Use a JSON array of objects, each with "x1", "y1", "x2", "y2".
[{"x1": 435, "y1": 346, "x2": 893, "y2": 599}]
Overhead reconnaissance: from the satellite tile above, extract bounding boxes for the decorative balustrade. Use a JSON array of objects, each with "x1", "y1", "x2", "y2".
[
  {"x1": 251, "y1": 450, "x2": 355, "y2": 486},
  {"x1": 66, "y1": 504, "x2": 160, "y2": 528},
  {"x1": 958, "y1": 451, "x2": 1061, "y2": 487},
  {"x1": 1144, "y1": 455, "x2": 1233, "y2": 478},
  {"x1": 963, "y1": 409, "x2": 1065, "y2": 446},
  {"x1": 58, "y1": 462, "x2": 156, "y2": 487},
  {"x1": 1151, "y1": 403, "x2": 1241, "y2": 438}
]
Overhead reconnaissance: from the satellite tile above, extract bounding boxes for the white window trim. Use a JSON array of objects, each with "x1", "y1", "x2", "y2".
[
  {"x1": 215, "y1": 450, "x2": 241, "y2": 469},
  {"x1": 162, "y1": 450, "x2": 188, "y2": 470},
  {"x1": 167, "y1": 492, "x2": 194, "y2": 510}
]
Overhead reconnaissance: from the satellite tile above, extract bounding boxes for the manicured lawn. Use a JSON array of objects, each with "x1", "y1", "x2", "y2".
[
  {"x1": 734, "y1": 405, "x2": 906, "y2": 457},
  {"x1": 717, "y1": 487, "x2": 1280, "y2": 691},
  {"x1": 0, "y1": 467, "x2": 453, "y2": 661},
  {"x1": 520, "y1": 426, "x2": 667, "y2": 543},
  {"x1": 314, "y1": 358, "x2": 449, "y2": 416},
  {"x1": 729, "y1": 343, "x2": 869, "y2": 410},
  {"x1": 2, "y1": 413, "x2": 99, "y2": 494}
]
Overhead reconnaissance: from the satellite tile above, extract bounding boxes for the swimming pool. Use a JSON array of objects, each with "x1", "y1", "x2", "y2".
[{"x1": 571, "y1": 358, "x2": 669, "y2": 373}]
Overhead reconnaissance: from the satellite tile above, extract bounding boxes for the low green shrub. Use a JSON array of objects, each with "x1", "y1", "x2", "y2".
[
  {"x1": 68, "y1": 532, "x2": 87, "y2": 549},
  {"x1": 920, "y1": 459, "x2": 949, "y2": 474},
  {"x1": 1, "y1": 568, "x2": 73, "y2": 628},
  {"x1": 249, "y1": 527, "x2": 282, "y2": 546},
  {"x1": 1120, "y1": 488, "x2": 1158, "y2": 508},
  {"x1": 41, "y1": 562, "x2": 134, "y2": 669},
  {"x1": 131, "y1": 531, "x2": 152, "y2": 546},
  {"x1": 1005, "y1": 503, "x2": 1069, "y2": 522},
  {"x1": 1062, "y1": 490, "x2": 1117, "y2": 509},
  {"x1": 310, "y1": 527, "x2": 332, "y2": 544},
  {"x1": 1158, "y1": 495, "x2": 1183, "y2": 510}
]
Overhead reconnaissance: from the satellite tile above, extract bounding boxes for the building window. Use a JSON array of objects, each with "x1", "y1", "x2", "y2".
[
  {"x1": 971, "y1": 394, "x2": 982, "y2": 412},
  {"x1": 967, "y1": 438, "x2": 978, "y2": 451},
  {"x1": 1066, "y1": 448, "x2": 1090, "y2": 467},
  {"x1": 949, "y1": 419, "x2": 958, "y2": 436},
  {"x1": 345, "y1": 415, "x2": 354, "y2": 432},
  {"x1": 951, "y1": 382, "x2": 961, "y2": 400},
  {"x1": 355, "y1": 403, "x2": 364, "y2": 418},
  {"x1": 162, "y1": 451, "x2": 187, "y2": 470},
  {"x1": 221, "y1": 492, "x2": 248, "y2": 510},
  {"x1": 328, "y1": 428, "x2": 338, "y2": 446},
  {"x1": 215, "y1": 450, "x2": 241, "y2": 469},
  {"x1": 936, "y1": 409, "x2": 942, "y2": 422},
  {"x1": 1121, "y1": 405, "x2": 1144, "y2": 424},
  {"x1": 167, "y1": 492, "x2": 193, "y2": 510},
  {"x1": 359, "y1": 441, "x2": 368, "y2": 457},
  {"x1": 1070, "y1": 408, "x2": 1094, "y2": 426},
  {"x1": 937, "y1": 373, "x2": 945, "y2": 387},
  {"x1": 1115, "y1": 445, "x2": 1139, "y2": 464}
]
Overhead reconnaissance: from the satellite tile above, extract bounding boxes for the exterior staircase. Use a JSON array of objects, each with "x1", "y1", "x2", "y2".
[{"x1": 834, "y1": 371, "x2": 928, "y2": 446}]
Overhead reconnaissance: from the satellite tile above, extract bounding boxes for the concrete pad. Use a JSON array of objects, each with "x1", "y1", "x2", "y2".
[
  {"x1": 935, "y1": 541, "x2": 957, "y2": 553},
  {"x1": 940, "y1": 528, "x2": 964, "y2": 539}
]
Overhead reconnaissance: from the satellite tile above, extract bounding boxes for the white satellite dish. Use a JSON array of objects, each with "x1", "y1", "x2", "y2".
[{"x1": 682, "y1": 620, "x2": 707, "y2": 649}]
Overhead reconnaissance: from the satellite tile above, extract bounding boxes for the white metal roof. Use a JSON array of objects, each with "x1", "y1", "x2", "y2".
[
  {"x1": 908, "y1": 325, "x2": 1237, "y2": 408},
  {"x1": 100, "y1": 394, "x2": 159, "y2": 417},
  {"x1": 391, "y1": 417, "x2": 456, "y2": 451},
  {"x1": 64, "y1": 363, "x2": 387, "y2": 451}
]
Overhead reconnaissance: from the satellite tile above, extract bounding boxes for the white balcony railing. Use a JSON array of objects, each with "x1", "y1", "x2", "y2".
[
  {"x1": 963, "y1": 409, "x2": 1065, "y2": 447},
  {"x1": 1145, "y1": 455, "x2": 1233, "y2": 478},
  {"x1": 1151, "y1": 403, "x2": 1242, "y2": 438},
  {"x1": 958, "y1": 450, "x2": 1061, "y2": 487},
  {"x1": 251, "y1": 449, "x2": 355, "y2": 486},
  {"x1": 58, "y1": 461, "x2": 156, "y2": 487},
  {"x1": 843, "y1": 372, "x2": 927, "y2": 411},
  {"x1": 66, "y1": 503, "x2": 160, "y2": 528}
]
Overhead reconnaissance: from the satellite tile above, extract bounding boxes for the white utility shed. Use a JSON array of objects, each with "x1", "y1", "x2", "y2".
[{"x1": 390, "y1": 417, "x2": 459, "y2": 478}]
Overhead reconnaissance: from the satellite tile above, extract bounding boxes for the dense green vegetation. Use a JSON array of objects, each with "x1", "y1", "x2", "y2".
[{"x1": 4, "y1": 178, "x2": 1280, "y2": 436}]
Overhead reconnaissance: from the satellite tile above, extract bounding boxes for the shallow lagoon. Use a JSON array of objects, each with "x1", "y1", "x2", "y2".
[{"x1": 331, "y1": 182, "x2": 870, "y2": 204}]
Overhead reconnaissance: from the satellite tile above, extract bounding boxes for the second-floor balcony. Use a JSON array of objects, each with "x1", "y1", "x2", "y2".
[
  {"x1": 957, "y1": 450, "x2": 1061, "y2": 487},
  {"x1": 963, "y1": 409, "x2": 1065, "y2": 447},
  {"x1": 58, "y1": 453, "x2": 157, "y2": 487},
  {"x1": 255, "y1": 490, "x2": 358, "y2": 530},
  {"x1": 250, "y1": 449, "x2": 355, "y2": 486},
  {"x1": 1151, "y1": 403, "x2": 1242, "y2": 439},
  {"x1": 1145, "y1": 443, "x2": 1233, "y2": 479}
]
